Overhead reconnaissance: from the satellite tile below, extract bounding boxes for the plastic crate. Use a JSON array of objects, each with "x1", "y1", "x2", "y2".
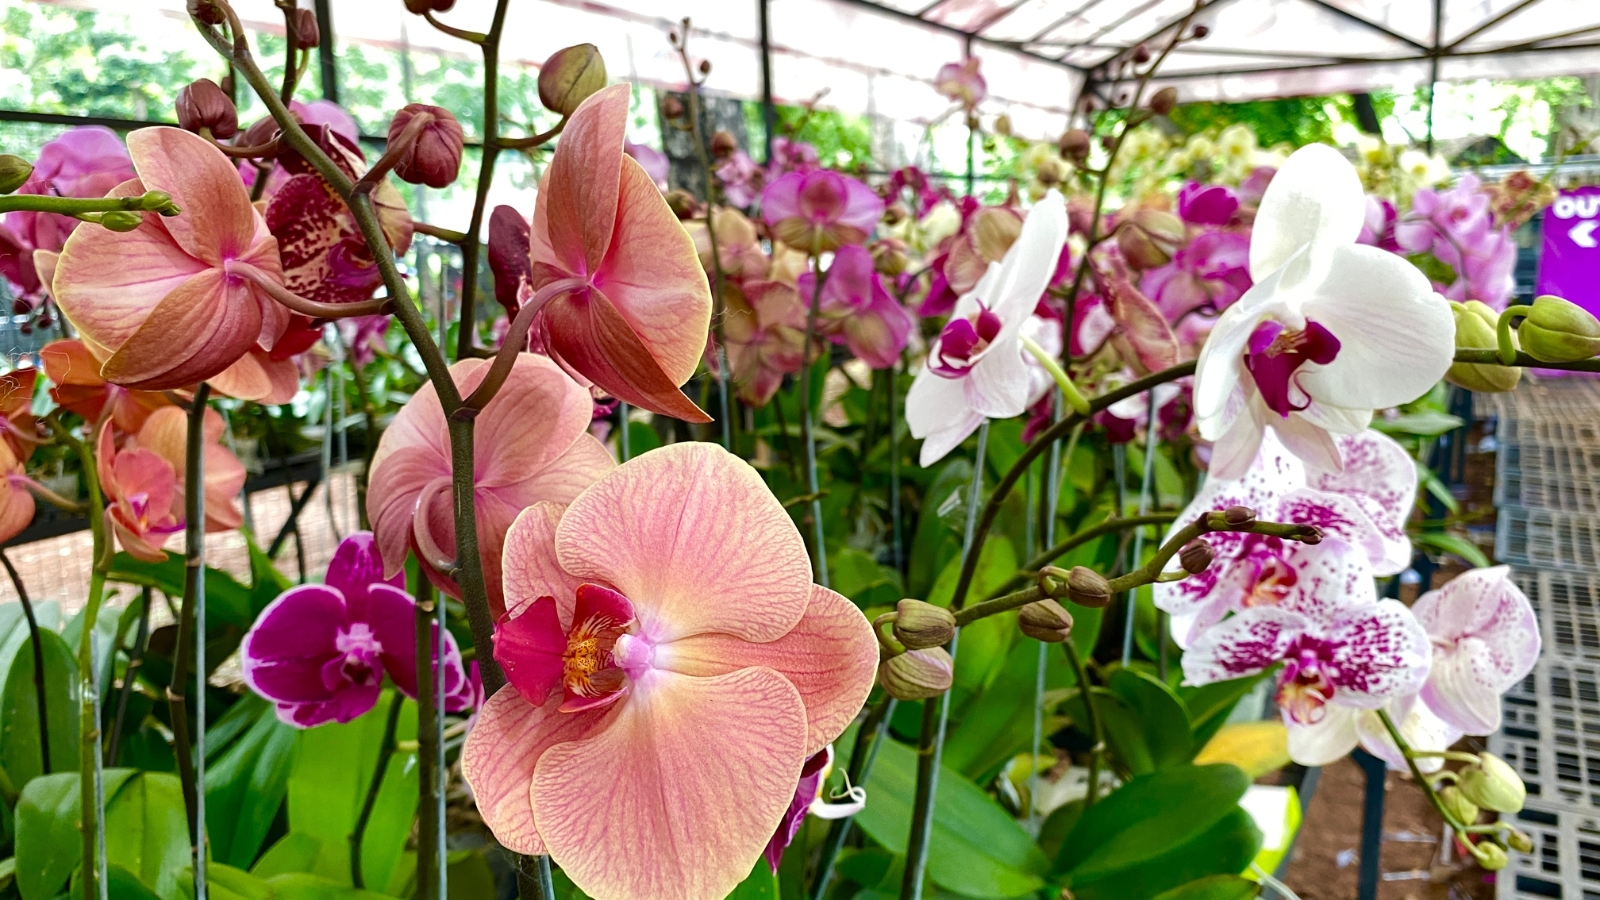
[
  {"x1": 1499, "y1": 417, "x2": 1600, "y2": 450},
  {"x1": 1490, "y1": 658, "x2": 1600, "y2": 810},
  {"x1": 1498, "y1": 467, "x2": 1600, "y2": 514},
  {"x1": 1499, "y1": 443, "x2": 1600, "y2": 481},
  {"x1": 1497, "y1": 507, "x2": 1600, "y2": 573},
  {"x1": 1499, "y1": 801, "x2": 1600, "y2": 899},
  {"x1": 1514, "y1": 569, "x2": 1600, "y2": 660}
]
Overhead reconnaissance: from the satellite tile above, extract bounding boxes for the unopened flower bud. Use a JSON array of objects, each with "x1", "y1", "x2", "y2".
[
  {"x1": 0, "y1": 155, "x2": 32, "y2": 194},
  {"x1": 1192, "y1": 24, "x2": 1209, "y2": 38},
  {"x1": 539, "y1": 43, "x2": 608, "y2": 117},
  {"x1": 1519, "y1": 294, "x2": 1600, "y2": 363},
  {"x1": 1058, "y1": 129, "x2": 1090, "y2": 161},
  {"x1": 177, "y1": 78, "x2": 239, "y2": 139},
  {"x1": 1132, "y1": 44, "x2": 1151, "y2": 64},
  {"x1": 1506, "y1": 829, "x2": 1534, "y2": 853},
  {"x1": 140, "y1": 191, "x2": 173, "y2": 211},
  {"x1": 1223, "y1": 505, "x2": 1256, "y2": 526},
  {"x1": 1458, "y1": 753, "x2": 1526, "y2": 814},
  {"x1": 883, "y1": 202, "x2": 909, "y2": 226},
  {"x1": 662, "y1": 96, "x2": 685, "y2": 119},
  {"x1": 290, "y1": 8, "x2": 320, "y2": 48},
  {"x1": 994, "y1": 114, "x2": 1013, "y2": 137},
  {"x1": 891, "y1": 599, "x2": 956, "y2": 651},
  {"x1": 1448, "y1": 300, "x2": 1521, "y2": 392},
  {"x1": 698, "y1": 59, "x2": 712, "y2": 76},
  {"x1": 664, "y1": 189, "x2": 700, "y2": 220},
  {"x1": 1179, "y1": 538, "x2": 1215, "y2": 575},
  {"x1": 1018, "y1": 600, "x2": 1073, "y2": 643},
  {"x1": 710, "y1": 130, "x2": 737, "y2": 159},
  {"x1": 1438, "y1": 785, "x2": 1480, "y2": 825},
  {"x1": 1117, "y1": 208, "x2": 1184, "y2": 269},
  {"x1": 1067, "y1": 566, "x2": 1112, "y2": 609},
  {"x1": 1149, "y1": 86, "x2": 1178, "y2": 116},
  {"x1": 1473, "y1": 840, "x2": 1508, "y2": 871},
  {"x1": 99, "y1": 211, "x2": 144, "y2": 232},
  {"x1": 188, "y1": 0, "x2": 226, "y2": 25},
  {"x1": 1036, "y1": 156, "x2": 1064, "y2": 186},
  {"x1": 404, "y1": 0, "x2": 456, "y2": 14},
  {"x1": 388, "y1": 104, "x2": 465, "y2": 189},
  {"x1": 878, "y1": 648, "x2": 954, "y2": 700},
  {"x1": 871, "y1": 240, "x2": 909, "y2": 277}
]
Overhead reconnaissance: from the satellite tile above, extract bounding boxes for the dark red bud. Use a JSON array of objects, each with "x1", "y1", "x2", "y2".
[
  {"x1": 241, "y1": 115, "x2": 281, "y2": 149},
  {"x1": 1150, "y1": 86, "x2": 1178, "y2": 116},
  {"x1": 188, "y1": 0, "x2": 226, "y2": 26},
  {"x1": 389, "y1": 104, "x2": 464, "y2": 188},
  {"x1": 1132, "y1": 43, "x2": 1151, "y2": 64},
  {"x1": 12, "y1": 299, "x2": 30, "y2": 316},
  {"x1": 290, "y1": 8, "x2": 320, "y2": 48},
  {"x1": 698, "y1": 59, "x2": 712, "y2": 76},
  {"x1": 487, "y1": 205, "x2": 532, "y2": 317},
  {"x1": 710, "y1": 130, "x2": 737, "y2": 159},
  {"x1": 1298, "y1": 527, "x2": 1324, "y2": 545},
  {"x1": 177, "y1": 78, "x2": 239, "y2": 140},
  {"x1": 1192, "y1": 24, "x2": 1209, "y2": 38},
  {"x1": 1179, "y1": 538, "x2": 1215, "y2": 575},
  {"x1": 404, "y1": 0, "x2": 456, "y2": 13},
  {"x1": 1223, "y1": 505, "x2": 1257, "y2": 526}
]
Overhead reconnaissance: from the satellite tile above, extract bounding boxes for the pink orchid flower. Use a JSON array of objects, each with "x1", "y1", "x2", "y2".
[
  {"x1": 53, "y1": 127, "x2": 291, "y2": 390},
  {"x1": 716, "y1": 150, "x2": 764, "y2": 208},
  {"x1": 797, "y1": 244, "x2": 914, "y2": 369},
  {"x1": 1413, "y1": 566, "x2": 1539, "y2": 735},
  {"x1": 241, "y1": 532, "x2": 474, "y2": 727},
  {"x1": 907, "y1": 191, "x2": 1067, "y2": 466},
  {"x1": 367, "y1": 353, "x2": 614, "y2": 619},
  {"x1": 135, "y1": 406, "x2": 249, "y2": 534},
  {"x1": 528, "y1": 84, "x2": 713, "y2": 424},
  {"x1": 724, "y1": 280, "x2": 809, "y2": 406},
  {"x1": 1177, "y1": 181, "x2": 1241, "y2": 226},
  {"x1": 207, "y1": 347, "x2": 301, "y2": 405},
  {"x1": 763, "y1": 744, "x2": 864, "y2": 872},
  {"x1": 96, "y1": 425, "x2": 182, "y2": 562},
  {"x1": 935, "y1": 58, "x2": 987, "y2": 109},
  {"x1": 41, "y1": 340, "x2": 172, "y2": 434},
  {"x1": 1155, "y1": 429, "x2": 1416, "y2": 648},
  {"x1": 460, "y1": 443, "x2": 877, "y2": 900},
  {"x1": 0, "y1": 444, "x2": 35, "y2": 546},
  {"x1": 688, "y1": 207, "x2": 770, "y2": 283},
  {"x1": 1183, "y1": 600, "x2": 1431, "y2": 744},
  {"x1": 761, "y1": 170, "x2": 884, "y2": 254},
  {"x1": 624, "y1": 141, "x2": 670, "y2": 192},
  {"x1": 1191, "y1": 144, "x2": 1452, "y2": 479},
  {"x1": 2, "y1": 127, "x2": 136, "y2": 282},
  {"x1": 767, "y1": 137, "x2": 820, "y2": 178},
  {"x1": 1141, "y1": 230, "x2": 1252, "y2": 328}
]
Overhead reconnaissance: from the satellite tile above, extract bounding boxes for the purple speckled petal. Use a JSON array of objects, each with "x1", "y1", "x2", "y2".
[
  {"x1": 1182, "y1": 605, "x2": 1309, "y2": 686},
  {"x1": 241, "y1": 584, "x2": 346, "y2": 705},
  {"x1": 1414, "y1": 566, "x2": 1540, "y2": 735},
  {"x1": 1322, "y1": 599, "x2": 1431, "y2": 708},
  {"x1": 1310, "y1": 430, "x2": 1418, "y2": 572},
  {"x1": 1276, "y1": 537, "x2": 1379, "y2": 622}
]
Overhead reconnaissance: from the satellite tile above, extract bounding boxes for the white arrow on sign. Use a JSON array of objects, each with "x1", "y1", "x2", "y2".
[{"x1": 1574, "y1": 220, "x2": 1599, "y2": 249}]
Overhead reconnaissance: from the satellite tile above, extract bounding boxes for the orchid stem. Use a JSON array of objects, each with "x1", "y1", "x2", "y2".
[
  {"x1": 452, "y1": 0, "x2": 513, "y2": 360},
  {"x1": 1374, "y1": 708, "x2": 1469, "y2": 834},
  {"x1": 1495, "y1": 305, "x2": 1532, "y2": 366},
  {"x1": 350, "y1": 691, "x2": 403, "y2": 890},
  {"x1": 106, "y1": 587, "x2": 152, "y2": 768},
  {"x1": 800, "y1": 256, "x2": 830, "y2": 588},
  {"x1": 902, "y1": 422, "x2": 988, "y2": 900},
  {"x1": 1021, "y1": 334, "x2": 1091, "y2": 415},
  {"x1": 166, "y1": 382, "x2": 210, "y2": 900},
  {"x1": 1121, "y1": 393, "x2": 1160, "y2": 665},
  {"x1": 986, "y1": 513, "x2": 1178, "y2": 600},
  {"x1": 677, "y1": 51, "x2": 732, "y2": 451},
  {"x1": 415, "y1": 581, "x2": 443, "y2": 900},
  {"x1": 0, "y1": 551, "x2": 50, "y2": 777},
  {"x1": 0, "y1": 192, "x2": 179, "y2": 216}
]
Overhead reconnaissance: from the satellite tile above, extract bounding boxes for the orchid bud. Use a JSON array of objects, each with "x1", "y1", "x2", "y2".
[
  {"x1": 177, "y1": 78, "x2": 239, "y2": 139},
  {"x1": 1036, "y1": 156, "x2": 1064, "y2": 187},
  {"x1": 1179, "y1": 538, "x2": 1215, "y2": 575},
  {"x1": 1192, "y1": 24, "x2": 1209, "y2": 38},
  {"x1": 710, "y1": 130, "x2": 737, "y2": 159},
  {"x1": 1438, "y1": 785, "x2": 1479, "y2": 825},
  {"x1": 1458, "y1": 753, "x2": 1526, "y2": 813},
  {"x1": 878, "y1": 648, "x2": 954, "y2": 700},
  {"x1": 99, "y1": 211, "x2": 144, "y2": 232},
  {"x1": 188, "y1": 0, "x2": 225, "y2": 25},
  {"x1": 140, "y1": 191, "x2": 174, "y2": 211},
  {"x1": 1149, "y1": 86, "x2": 1178, "y2": 116},
  {"x1": 872, "y1": 239, "x2": 909, "y2": 277},
  {"x1": 1506, "y1": 830, "x2": 1534, "y2": 853},
  {"x1": 0, "y1": 155, "x2": 31, "y2": 194},
  {"x1": 891, "y1": 599, "x2": 956, "y2": 651},
  {"x1": 1473, "y1": 840, "x2": 1508, "y2": 871},
  {"x1": 404, "y1": 0, "x2": 456, "y2": 14},
  {"x1": 1116, "y1": 208, "x2": 1184, "y2": 269},
  {"x1": 1058, "y1": 129, "x2": 1090, "y2": 161},
  {"x1": 994, "y1": 114, "x2": 1013, "y2": 137},
  {"x1": 241, "y1": 115, "x2": 281, "y2": 150},
  {"x1": 665, "y1": 189, "x2": 701, "y2": 220},
  {"x1": 1518, "y1": 294, "x2": 1600, "y2": 363},
  {"x1": 1223, "y1": 505, "x2": 1256, "y2": 526},
  {"x1": 539, "y1": 43, "x2": 608, "y2": 117},
  {"x1": 1067, "y1": 566, "x2": 1112, "y2": 609},
  {"x1": 883, "y1": 202, "x2": 909, "y2": 226},
  {"x1": 389, "y1": 104, "x2": 465, "y2": 189},
  {"x1": 1018, "y1": 600, "x2": 1073, "y2": 643},
  {"x1": 662, "y1": 96, "x2": 685, "y2": 120},
  {"x1": 698, "y1": 59, "x2": 712, "y2": 76},
  {"x1": 1132, "y1": 44, "x2": 1151, "y2": 64},
  {"x1": 290, "y1": 8, "x2": 321, "y2": 48},
  {"x1": 1447, "y1": 300, "x2": 1521, "y2": 392},
  {"x1": 972, "y1": 207, "x2": 1023, "y2": 262}
]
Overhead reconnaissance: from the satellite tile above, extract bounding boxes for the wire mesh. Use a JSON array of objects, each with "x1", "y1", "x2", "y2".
[{"x1": 1498, "y1": 801, "x2": 1600, "y2": 899}]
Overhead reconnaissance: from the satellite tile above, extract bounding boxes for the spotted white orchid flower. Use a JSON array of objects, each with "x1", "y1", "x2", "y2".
[
  {"x1": 1154, "y1": 429, "x2": 1416, "y2": 648},
  {"x1": 907, "y1": 190, "x2": 1067, "y2": 466},
  {"x1": 1193, "y1": 143, "x2": 1453, "y2": 480}
]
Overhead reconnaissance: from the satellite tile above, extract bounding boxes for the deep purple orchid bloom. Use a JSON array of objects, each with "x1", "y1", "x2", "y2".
[
  {"x1": 762, "y1": 170, "x2": 884, "y2": 252},
  {"x1": 1178, "y1": 181, "x2": 1240, "y2": 226},
  {"x1": 241, "y1": 532, "x2": 474, "y2": 727},
  {"x1": 797, "y1": 244, "x2": 914, "y2": 368},
  {"x1": 1357, "y1": 195, "x2": 1399, "y2": 251}
]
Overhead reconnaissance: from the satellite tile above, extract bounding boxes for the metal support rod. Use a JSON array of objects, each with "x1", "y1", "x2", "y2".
[
  {"x1": 1121, "y1": 393, "x2": 1160, "y2": 665},
  {"x1": 758, "y1": 0, "x2": 777, "y2": 164},
  {"x1": 964, "y1": 34, "x2": 976, "y2": 197},
  {"x1": 1426, "y1": 0, "x2": 1443, "y2": 154},
  {"x1": 313, "y1": 0, "x2": 338, "y2": 102},
  {"x1": 1353, "y1": 748, "x2": 1388, "y2": 900}
]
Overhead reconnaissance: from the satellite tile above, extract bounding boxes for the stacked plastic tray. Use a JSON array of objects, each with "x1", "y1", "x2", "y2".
[{"x1": 1487, "y1": 379, "x2": 1600, "y2": 899}]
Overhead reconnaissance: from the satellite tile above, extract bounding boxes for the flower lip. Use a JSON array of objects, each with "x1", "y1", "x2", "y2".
[
  {"x1": 1243, "y1": 319, "x2": 1341, "y2": 418},
  {"x1": 1276, "y1": 636, "x2": 1340, "y2": 724},
  {"x1": 930, "y1": 301, "x2": 1003, "y2": 377}
]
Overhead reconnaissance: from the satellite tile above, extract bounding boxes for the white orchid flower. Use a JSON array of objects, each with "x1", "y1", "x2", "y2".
[
  {"x1": 1193, "y1": 143, "x2": 1453, "y2": 480},
  {"x1": 907, "y1": 190, "x2": 1068, "y2": 466},
  {"x1": 1287, "y1": 695, "x2": 1459, "y2": 772},
  {"x1": 1154, "y1": 429, "x2": 1417, "y2": 648}
]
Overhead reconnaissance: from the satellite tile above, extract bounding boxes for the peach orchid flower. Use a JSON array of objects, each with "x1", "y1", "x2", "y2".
[
  {"x1": 53, "y1": 126, "x2": 290, "y2": 391},
  {"x1": 136, "y1": 406, "x2": 248, "y2": 533},
  {"x1": 0, "y1": 368, "x2": 40, "y2": 463},
  {"x1": 366, "y1": 353, "x2": 614, "y2": 618},
  {"x1": 96, "y1": 425, "x2": 182, "y2": 562},
  {"x1": 0, "y1": 444, "x2": 35, "y2": 546},
  {"x1": 41, "y1": 340, "x2": 171, "y2": 434},
  {"x1": 461, "y1": 442, "x2": 877, "y2": 900},
  {"x1": 528, "y1": 84, "x2": 713, "y2": 423}
]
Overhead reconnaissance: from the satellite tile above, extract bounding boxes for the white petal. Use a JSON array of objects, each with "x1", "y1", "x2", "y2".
[
  {"x1": 1298, "y1": 245, "x2": 1453, "y2": 410},
  {"x1": 1276, "y1": 488, "x2": 1406, "y2": 576},
  {"x1": 906, "y1": 365, "x2": 970, "y2": 441},
  {"x1": 918, "y1": 410, "x2": 986, "y2": 467},
  {"x1": 1270, "y1": 414, "x2": 1343, "y2": 476},
  {"x1": 1193, "y1": 287, "x2": 1267, "y2": 428},
  {"x1": 1414, "y1": 566, "x2": 1540, "y2": 735},
  {"x1": 966, "y1": 337, "x2": 1031, "y2": 419},
  {"x1": 1279, "y1": 537, "x2": 1379, "y2": 622},
  {"x1": 1299, "y1": 401, "x2": 1372, "y2": 436},
  {"x1": 1249, "y1": 143, "x2": 1364, "y2": 281},
  {"x1": 988, "y1": 189, "x2": 1067, "y2": 332},
  {"x1": 1285, "y1": 706, "x2": 1361, "y2": 767},
  {"x1": 1208, "y1": 398, "x2": 1266, "y2": 481}
]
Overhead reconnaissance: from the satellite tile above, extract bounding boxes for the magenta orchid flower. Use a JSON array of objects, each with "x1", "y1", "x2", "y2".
[
  {"x1": 1413, "y1": 566, "x2": 1539, "y2": 735},
  {"x1": 767, "y1": 137, "x2": 820, "y2": 178},
  {"x1": 367, "y1": 353, "x2": 614, "y2": 620},
  {"x1": 1155, "y1": 429, "x2": 1416, "y2": 648},
  {"x1": 0, "y1": 127, "x2": 136, "y2": 297},
  {"x1": 53, "y1": 127, "x2": 291, "y2": 390},
  {"x1": 1191, "y1": 144, "x2": 1452, "y2": 479},
  {"x1": 241, "y1": 532, "x2": 473, "y2": 727},
  {"x1": 797, "y1": 244, "x2": 914, "y2": 369},
  {"x1": 762, "y1": 744, "x2": 865, "y2": 872},
  {"x1": 1142, "y1": 229, "x2": 1252, "y2": 328},
  {"x1": 761, "y1": 170, "x2": 884, "y2": 253},
  {"x1": 461, "y1": 443, "x2": 877, "y2": 900},
  {"x1": 935, "y1": 58, "x2": 987, "y2": 109},
  {"x1": 1395, "y1": 175, "x2": 1517, "y2": 309},
  {"x1": 716, "y1": 150, "x2": 763, "y2": 208},
  {"x1": 907, "y1": 191, "x2": 1067, "y2": 466},
  {"x1": 624, "y1": 141, "x2": 670, "y2": 192},
  {"x1": 1177, "y1": 181, "x2": 1240, "y2": 226}
]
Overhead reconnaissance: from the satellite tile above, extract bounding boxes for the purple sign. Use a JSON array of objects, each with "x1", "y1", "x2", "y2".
[{"x1": 1538, "y1": 185, "x2": 1600, "y2": 316}]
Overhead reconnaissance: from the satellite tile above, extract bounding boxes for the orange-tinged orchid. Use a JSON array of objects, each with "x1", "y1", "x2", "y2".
[
  {"x1": 0, "y1": 368, "x2": 40, "y2": 463},
  {"x1": 367, "y1": 353, "x2": 614, "y2": 618},
  {"x1": 209, "y1": 348, "x2": 300, "y2": 405},
  {"x1": 53, "y1": 127, "x2": 290, "y2": 391},
  {"x1": 528, "y1": 84, "x2": 712, "y2": 424},
  {"x1": 0, "y1": 444, "x2": 35, "y2": 546},
  {"x1": 96, "y1": 425, "x2": 181, "y2": 562},
  {"x1": 136, "y1": 406, "x2": 248, "y2": 533},
  {"x1": 41, "y1": 340, "x2": 171, "y2": 433},
  {"x1": 461, "y1": 443, "x2": 878, "y2": 900}
]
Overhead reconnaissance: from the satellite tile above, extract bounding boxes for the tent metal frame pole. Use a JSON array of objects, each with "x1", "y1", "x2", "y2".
[
  {"x1": 315, "y1": 0, "x2": 338, "y2": 103},
  {"x1": 1427, "y1": 0, "x2": 1443, "y2": 153},
  {"x1": 759, "y1": 0, "x2": 777, "y2": 164},
  {"x1": 964, "y1": 33, "x2": 975, "y2": 196}
]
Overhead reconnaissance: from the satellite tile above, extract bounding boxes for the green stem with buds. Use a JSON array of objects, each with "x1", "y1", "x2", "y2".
[
  {"x1": 0, "y1": 192, "x2": 179, "y2": 216},
  {"x1": 1495, "y1": 306, "x2": 1533, "y2": 365}
]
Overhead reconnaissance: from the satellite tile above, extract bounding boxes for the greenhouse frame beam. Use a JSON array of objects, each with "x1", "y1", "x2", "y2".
[
  {"x1": 1298, "y1": 0, "x2": 1430, "y2": 51},
  {"x1": 1444, "y1": 0, "x2": 1543, "y2": 52},
  {"x1": 826, "y1": 0, "x2": 1090, "y2": 74}
]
